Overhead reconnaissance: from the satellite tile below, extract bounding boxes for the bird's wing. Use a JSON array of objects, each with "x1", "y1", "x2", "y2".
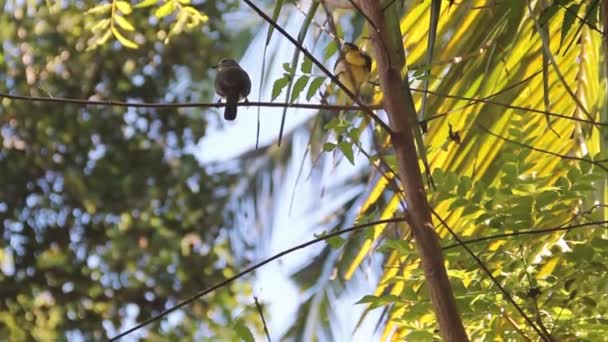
[{"x1": 216, "y1": 67, "x2": 251, "y2": 99}]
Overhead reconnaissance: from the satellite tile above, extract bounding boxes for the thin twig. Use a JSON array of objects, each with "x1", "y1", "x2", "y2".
[
  {"x1": 254, "y1": 296, "x2": 271, "y2": 342},
  {"x1": 443, "y1": 220, "x2": 608, "y2": 250},
  {"x1": 503, "y1": 310, "x2": 533, "y2": 342},
  {"x1": 0, "y1": 92, "x2": 380, "y2": 111},
  {"x1": 416, "y1": 88, "x2": 607, "y2": 127},
  {"x1": 477, "y1": 124, "x2": 608, "y2": 172},
  {"x1": 520, "y1": 247, "x2": 554, "y2": 341},
  {"x1": 109, "y1": 217, "x2": 407, "y2": 341},
  {"x1": 4, "y1": 85, "x2": 607, "y2": 127},
  {"x1": 442, "y1": 202, "x2": 608, "y2": 250}
]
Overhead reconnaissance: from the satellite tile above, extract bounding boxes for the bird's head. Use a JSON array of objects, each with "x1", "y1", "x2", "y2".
[
  {"x1": 342, "y1": 43, "x2": 371, "y2": 70},
  {"x1": 214, "y1": 58, "x2": 240, "y2": 71},
  {"x1": 342, "y1": 42, "x2": 360, "y2": 53}
]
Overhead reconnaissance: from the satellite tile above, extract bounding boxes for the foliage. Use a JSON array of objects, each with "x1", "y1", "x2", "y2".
[
  {"x1": 0, "y1": 0, "x2": 260, "y2": 339},
  {"x1": 2, "y1": 0, "x2": 607, "y2": 341},
  {"x1": 236, "y1": 0, "x2": 608, "y2": 340},
  {"x1": 332, "y1": 0, "x2": 606, "y2": 340}
]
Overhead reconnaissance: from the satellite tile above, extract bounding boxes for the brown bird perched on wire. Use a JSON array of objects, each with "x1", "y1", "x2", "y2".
[{"x1": 214, "y1": 58, "x2": 251, "y2": 120}]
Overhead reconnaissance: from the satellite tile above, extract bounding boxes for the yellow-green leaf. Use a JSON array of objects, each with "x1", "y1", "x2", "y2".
[
  {"x1": 115, "y1": 1, "x2": 133, "y2": 14},
  {"x1": 154, "y1": 1, "x2": 174, "y2": 18},
  {"x1": 91, "y1": 18, "x2": 111, "y2": 33},
  {"x1": 96, "y1": 29, "x2": 113, "y2": 45},
  {"x1": 85, "y1": 3, "x2": 112, "y2": 15},
  {"x1": 536, "y1": 257, "x2": 559, "y2": 280},
  {"x1": 182, "y1": 6, "x2": 208, "y2": 24},
  {"x1": 84, "y1": 31, "x2": 108, "y2": 50},
  {"x1": 134, "y1": 0, "x2": 158, "y2": 8},
  {"x1": 114, "y1": 15, "x2": 135, "y2": 31},
  {"x1": 111, "y1": 26, "x2": 138, "y2": 49}
]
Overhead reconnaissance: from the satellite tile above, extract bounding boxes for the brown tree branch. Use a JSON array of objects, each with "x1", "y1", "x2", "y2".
[
  {"x1": 3, "y1": 89, "x2": 606, "y2": 126},
  {"x1": 0, "y1": 91, "x2": 380, "y2": 111},
  {"x1": 358, "y1": 1, "x2": 469, "y2": 340}
]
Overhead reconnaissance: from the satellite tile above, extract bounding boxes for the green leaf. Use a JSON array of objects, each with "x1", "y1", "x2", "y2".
[
  {"x1": 572, "y1": 244, "x2": 594, "y2": 260},
  {"x1": 326, "y1": 235, "x2": 345, "y2": 248},
  {"x1": 324, "y1": 40, "x2": 339, "y2": 59},
  {"x1": 381, "y1": 239, "x2": 413, "y2": 254},
  {"x1": 154, "y1": 1, "x2": 174, "y2": 18},
  {"x1": 322, "y1": 142, "x2": 336, "y2": 152},
  {"x1": 406, "y1": 331, "x2": 436, "y2": 340},
  {"x1": 301, "y1": 56, "x2": 313, "y2": 73},
  {"x1": 134, "y1": 0, "x2": 158, "y2": 8},
  {"x1": 555, "y1": 176, "x2": 570, "y2": 190},
  {"x1": 432, "y1": 168, "x2": 445, "y2": 183},
  {"x1": 590, "y1": 238, "x2": 608, "y2": 252},
  {"x1": 233, "y1": 320, "x2": 254, "y2": 342},
  {"x1": 271, "y1": 75, "x2": 290, "y2": 101},
  {"x1": 560, "y1": 4, "x2": 580, "y2": 47},
  {"x1": 355, "y1": 295, "x2": 378, "y2": 304},
  {"x1": 401, "y1": 302, "x2": 432, "y2": 321},
  {"x1": 448, "y1": 198, "x2": 469, "y2": 211},
  {"x1": 508, "y1": 128, "x2": 522, "y2": 138},
  {"x1": 461, "y1": 204, "x2": 479, "y2": 217},
  {"x1": 474, "y1": 213, "x2": 492, "y2": 225},
  {"x1": 444, "y1": 171, "x2": 458, "y2": 190},
  {"x1": 571, "y1": 183, "x2": 595, "y2": 192},
  {"x1": 338, "y1": 142, "x2": 355, "y2": 165},
  {"x1": 111, "y1": 26, "x2": 138, "y2": 49},
  {"x1": 457, "y1": 176, "x2": 471, "y2": 196},
  {"x1": 355, "y1": 294, "x2": 401, "y2": 309},
  {"x1": 114, "y1": 15, "x2": 135, "y2": 31},
  {"x1": 324, "y1": 118, "x2": 350, "y2": 132},
  {"x1": 539, "y1": 3, "x2": 560, "y2": 27},
  {"x1": 282, "y1": 62, "x2": 293, "y2": 73},
  {"x1": 265, "y1": 0, "x2": 284, "y2": 45},
  {"x1": 115, "y1": 1, "x2": 133, "y2": 14},
  {"x1": 290, "y1": 75, "x2": 309, "y2": 103},
  {"x1": 306, "y1": 76, "x2": 325, "y2": 100},
  {"x1": 567, "y1": 166, "x2": 581, "y2": 182},
  {"x1": 579, "y1": 155, "x2": 592, "y2": 174}
]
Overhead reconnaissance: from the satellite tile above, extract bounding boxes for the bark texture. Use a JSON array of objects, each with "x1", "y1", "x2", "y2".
[{"x1": 358, "y1": 1, "x2": 469, "y2": 340}]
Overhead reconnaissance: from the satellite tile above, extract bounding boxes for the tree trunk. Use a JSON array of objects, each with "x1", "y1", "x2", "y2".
[{"x1": 359, "y1": 1, "x2": 469, "y2": 340}]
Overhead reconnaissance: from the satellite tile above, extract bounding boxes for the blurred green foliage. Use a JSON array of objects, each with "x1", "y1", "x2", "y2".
[{"x1": 0, "y1": 0, "x2": 259, "y2": 339}]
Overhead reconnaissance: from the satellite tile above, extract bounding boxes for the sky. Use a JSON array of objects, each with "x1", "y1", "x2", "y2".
[{"x1": 197, "y1": 6, "x2": 386, "y2": 340}]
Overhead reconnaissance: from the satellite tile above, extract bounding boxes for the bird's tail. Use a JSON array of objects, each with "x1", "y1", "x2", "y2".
[{"x1": 224, "y1": 96, "x2": 238, "y2": 120}]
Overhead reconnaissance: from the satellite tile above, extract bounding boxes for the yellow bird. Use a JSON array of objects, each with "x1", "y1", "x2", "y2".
[{"x1": 333, "y1": 42, "x2": 372, "y2": 100}]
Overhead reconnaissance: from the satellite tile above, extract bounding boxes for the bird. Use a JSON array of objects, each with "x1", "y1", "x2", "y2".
[
  {"x1": 214, "y1": 58, "x2": 251, "y2": 121},
  {"x1": 333, "y1": 42, "x2": 372, "y2": 100}
]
